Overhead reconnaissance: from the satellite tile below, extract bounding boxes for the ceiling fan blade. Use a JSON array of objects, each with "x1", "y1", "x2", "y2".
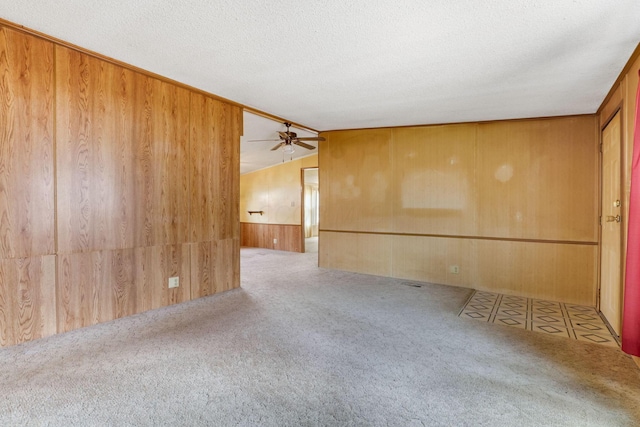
[
  {"x1": 270, "y1": 142, "x2": 285, "y2": 151},
  {"x1": 293, "y1": 141, "x2": 316, "y2": 150},
  {"x1": 277, "y1": 131, "x2": 289, "y2": 139},
  {"x1": 295, "y1": 136, "x2": 326, "y2": 142}
]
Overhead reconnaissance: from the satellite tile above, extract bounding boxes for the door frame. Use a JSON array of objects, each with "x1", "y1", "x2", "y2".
[
  {"x1": 300, "y1": 167, "x2": 319, "y2": 253},
  {"x1": 598, "y1": 106, "x2": 624, "y2": 332}
]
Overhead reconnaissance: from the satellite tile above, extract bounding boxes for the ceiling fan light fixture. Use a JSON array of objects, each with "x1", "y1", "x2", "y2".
[{"x1": 283, "y1": 145, "x2": 295, "y2": 154}]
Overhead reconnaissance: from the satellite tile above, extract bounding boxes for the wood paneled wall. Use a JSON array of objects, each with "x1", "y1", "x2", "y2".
[
  {"x1": 240, "y1": 223, "x2": 302, "y2": 252},
  {"x1": 599, "y1": 49, "x2": 640, "y2": 298},
  {"x1": 240, "y1": 155, "x2": 317, "y2": 252},
  {"x1": 598, "y1": 47, "x2": 640, "y2": 366},
  {"x1": 319, "y1": 116, "x2": 600, "y2": 305},
  {"x1": 0, "y1": 25, "x2": 241, "y2": 347},
  {"x1": 0, "y1": 27, "x2": 56, "y2": 345},
  {"x1": 56, "y1": 48, "x2": 192, "y2": 252}
]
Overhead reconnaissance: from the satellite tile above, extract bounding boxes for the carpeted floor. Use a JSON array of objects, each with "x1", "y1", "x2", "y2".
[{"x1": 1, "y1": 248, "x2": 639, "y2": 426}]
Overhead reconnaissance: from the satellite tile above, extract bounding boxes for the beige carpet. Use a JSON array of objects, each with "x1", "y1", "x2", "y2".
[{"x1": 0, "y1": 248, "x2": 639, "y2": 426}]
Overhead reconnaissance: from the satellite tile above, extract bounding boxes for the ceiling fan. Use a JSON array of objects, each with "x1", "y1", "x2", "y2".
[{"x1": 249, "y1": 122, "x2": 325, "y2": 153}]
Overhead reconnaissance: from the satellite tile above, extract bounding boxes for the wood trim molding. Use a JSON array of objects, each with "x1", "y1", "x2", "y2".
[
  {"x1": 322, "y1": 113, "x2": 597, "y2": 134},
  {"x1": 600, "y1": 104, "x2": 623, "y2": 131},
  {"x1": 598, "y1": 42, "x2": 640, "y2": 116},
  {"x1": 240, "y1": 222, "x2": 301, "y2": 227},
  {"x1": 0, "y1": 18, "x2": 319, "y2": 134},
  {"x1": 319, "y1": 229, "x2": 598, "y2": 246}
]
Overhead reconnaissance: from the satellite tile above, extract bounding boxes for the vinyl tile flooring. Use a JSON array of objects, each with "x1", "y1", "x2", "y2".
[{"x1": 459, "y1": 291, "x2": 619, "y2": 348}]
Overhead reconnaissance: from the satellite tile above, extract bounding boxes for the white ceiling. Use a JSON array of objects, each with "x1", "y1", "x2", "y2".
[{"x1": 1, "y1": 1, "x2": 639, "y2": 173}]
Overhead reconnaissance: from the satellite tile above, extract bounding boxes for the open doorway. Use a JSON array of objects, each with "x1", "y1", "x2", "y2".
[{"x1": 302, "y1": 168, "x2": 319, "y2": 253}]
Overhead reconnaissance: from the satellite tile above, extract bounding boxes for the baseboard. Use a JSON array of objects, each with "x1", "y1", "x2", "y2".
[{"x1": 633, "y1": 356, "x2": 640, "y2": 370}]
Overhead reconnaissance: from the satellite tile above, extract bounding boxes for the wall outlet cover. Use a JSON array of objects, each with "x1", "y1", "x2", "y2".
[{"x1": 168, "y1": 276, "x2": 179, "y2": 288}]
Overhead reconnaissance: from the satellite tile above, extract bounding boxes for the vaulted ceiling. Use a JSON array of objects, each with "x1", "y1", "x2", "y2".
[{"x1": 2, "y1": 1, "x2": 639, "y2": 172}]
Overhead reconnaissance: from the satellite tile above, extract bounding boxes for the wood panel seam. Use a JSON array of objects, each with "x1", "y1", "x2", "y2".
[{"x1": 319, "y1": 230, "x2": 598, "y2": 246}]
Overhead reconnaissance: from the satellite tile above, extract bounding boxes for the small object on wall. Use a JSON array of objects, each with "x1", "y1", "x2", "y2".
[
  {"x1": 168, "y1": 276, "x2": 180, "y2": 289},
  {"x1": 248, "y1": 210, "x2": 264, "y2": 215}
]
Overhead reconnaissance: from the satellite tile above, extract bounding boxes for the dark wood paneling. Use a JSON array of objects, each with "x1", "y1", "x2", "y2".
[
  {"x1": 188, "y1": 94, "x2": 241, "y2": 298},
  {"x1": 132, "y1": 76, "x2": 191, "y2": 247},
  {"x1": 136, "y1": 244, "x2": 191, "y2": 312},
  {"x1": 57, "y1": 244, "x2": 191, "y2": 332},
  {"x1": 190, "y1": 94, "x2": 241, "y2": 242},
  {"x1": 0, "y1": 27, "x2": 242, "y2": 347},
  {"x1": 0, "y1": 27, "x2": 54, "y2": 259},
  {"x1": 56, "y1": 47, "x2": 191, "y2": 253},
  {"x1": 241, "y1": 223, "x2": 302, "y2": 252},
  {"x1": 190, "y1": 239, "x2": 240, "y2": 298},
  {"x1": 56, "y1": 46, "x2": 137, "y2": 253},
  {"x1": 241, "y1": 222, "x2": 269, "y2": 248},
  {"x1": 0, "y1": 256, "x2": 56, "y2": 346}
]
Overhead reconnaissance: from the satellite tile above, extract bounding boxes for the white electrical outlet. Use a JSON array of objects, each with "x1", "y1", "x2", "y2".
[
  {"x1": 273, "y1": 238, "x2": 278, "y2": 244},
  {"x1": 449, "y1": 265, "x2": 460, "y2": 274},
  {"x1": 168, "y1": 276, "x2": 179, "y2": 289}
]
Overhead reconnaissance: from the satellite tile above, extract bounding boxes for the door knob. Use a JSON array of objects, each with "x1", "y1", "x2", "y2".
[{"x1": 606, "y1": 215, "x2": 621, "y2": 223}]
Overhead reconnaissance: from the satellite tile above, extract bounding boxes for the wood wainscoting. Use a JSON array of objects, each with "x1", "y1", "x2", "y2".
[{"x1": 241, "y1": 223, "x2": 302, "y2": 252}]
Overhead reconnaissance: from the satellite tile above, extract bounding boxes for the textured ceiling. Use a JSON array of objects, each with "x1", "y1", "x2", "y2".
[{"x1": 1, "y1": 1, "x2": 639, "y2": 172}]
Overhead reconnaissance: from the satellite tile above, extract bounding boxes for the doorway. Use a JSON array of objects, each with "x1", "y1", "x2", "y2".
[
  {"x1": 599, "y1": 111, "x2": 623, "y2": 336},
  {"x1": 302, "y1": 168, "x2": 319, "y2": 253}
]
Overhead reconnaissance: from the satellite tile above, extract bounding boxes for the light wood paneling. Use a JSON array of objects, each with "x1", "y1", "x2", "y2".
[
  {"x1": 320, "y1": 129, "x2": 393, "y2": 232},
  {"x1": 599, "y1": 113, "x2": 623, "y2": 333},
  {"x1": 240, "y1": 173, "x2": 269, "y2": 224},
  {"x1": 622, "y1": 54, "x2": 640, "y2": 253},
  {"x1": 321, "y1": 231, "x2": 597, "y2": 305},
  {"x1": 301, "y1": 156, "x2": 319, "y2": 169},
  {"x1": 0, "y1": 256, "x2": 56, "y2": 346},
  {"x1": 476, "y1": 116, "x2": 598, "y2": 242},
  {"x1": 57, "y1": 244, "x2": 190, "y2": 332},
  {"x1": 267, "y1": 160, "x2": 304, "y2": 225},
  {"x1": 320, "y1": 116, "x2": 600, "y2": 304},
  {"x1": 392, "y1": 124, "x2": 477, "y2": 236},
  {"x1": 320, "y1": 231, "x2": 392, "y2": 277},
  {"x1": 240, "y1": 154, "x2": 318, "y2": 225},
  {"x1": 599, "y1": 85, "x2": 622, "y2": 125},
  {"x1": 392, "y1": 234, "x2": 475, "y2": 287},
  {"x1": 474, "y1": 239, "x2": 597, "y2": 305},
  {"x1": 190, "y1": 94, "x2": 242, "y2": 242},
  {"x1": 190, "y1": 239, "x2": 240, "y2": 298},
  {"x1": 56, "y1": 47, "x2": 191, "y2": 253},
  {"x1": 0, "y1": 28, "x2": 54, "y2": 259}
]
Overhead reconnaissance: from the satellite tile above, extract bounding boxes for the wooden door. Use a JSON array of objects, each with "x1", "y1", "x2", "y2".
[{"x1": 600, "y1": 112, "x2": 623, "y2": 335}]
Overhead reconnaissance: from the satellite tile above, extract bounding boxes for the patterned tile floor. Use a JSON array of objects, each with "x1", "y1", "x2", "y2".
[{"x1": 459, "y1": 291, "x2": 619, "y2": 348}]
